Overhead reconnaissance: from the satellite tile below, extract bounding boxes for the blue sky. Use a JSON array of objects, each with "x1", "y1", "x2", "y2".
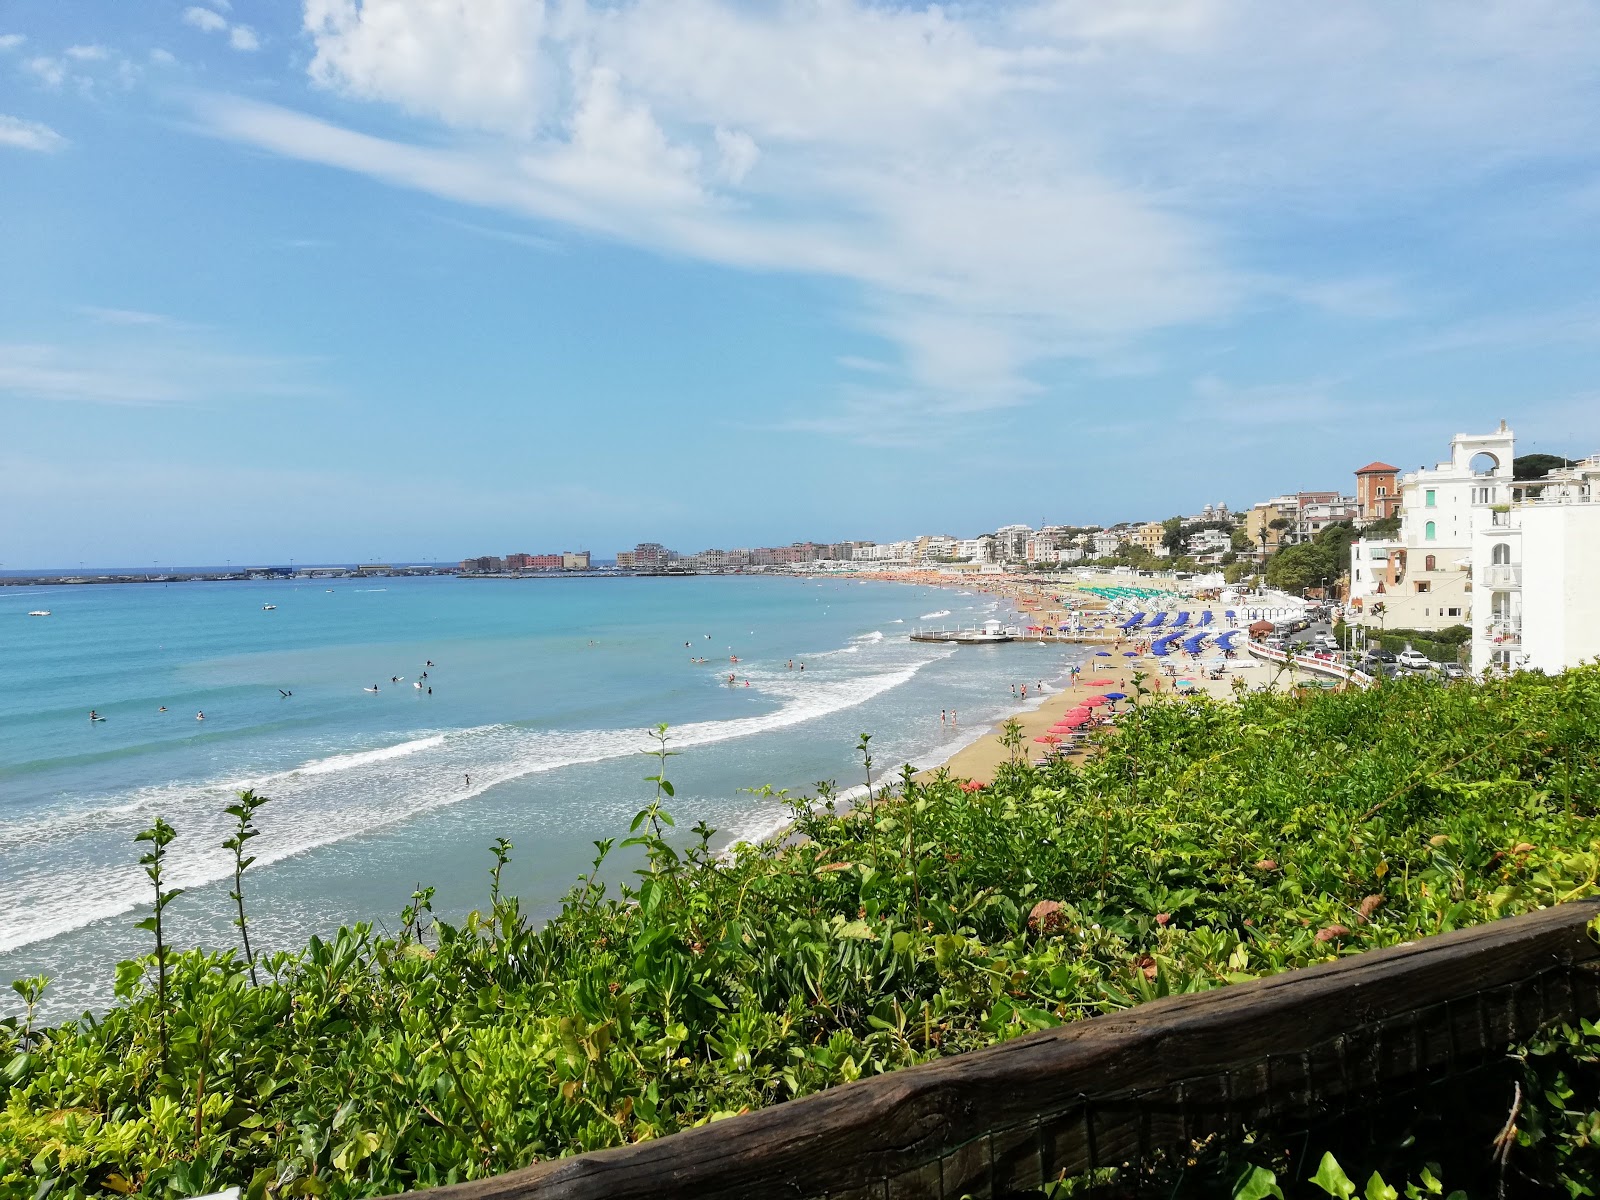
[{"x1": 4, "y1": 0, "x2": 1600, "y2": 566}]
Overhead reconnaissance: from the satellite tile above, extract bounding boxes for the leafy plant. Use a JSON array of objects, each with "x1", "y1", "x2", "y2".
[
  {"x1": 133, "y1": 816, "x2": 181, "y2": 1075},
  {"x1": 222, "y1": 789, "x2": 269, "y2": 986}
]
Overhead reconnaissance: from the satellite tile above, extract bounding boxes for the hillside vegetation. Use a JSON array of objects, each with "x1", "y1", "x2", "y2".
[{"x1": 3, "y1": 668, "x2": 1599, "y2": 1198}]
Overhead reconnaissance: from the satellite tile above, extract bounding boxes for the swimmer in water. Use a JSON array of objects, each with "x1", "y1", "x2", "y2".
[
  {"x1": 158, "y1": 706, "x2": 167, "y2": 713},
  {"x1": 89, "y1": 710, "x2": 101, "y2": 721},
  {"x1": 196, "y1": 711, "x2": 205, "y2": 720}
]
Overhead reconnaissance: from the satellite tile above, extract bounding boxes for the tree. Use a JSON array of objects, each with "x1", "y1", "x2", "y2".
[
  {"x1": 1514, "y1": 453, "x2": 1575, "y2": 481},
  {"x1": 1230, "y1": 526, "x2": 1253, "y2": 552},
  {"x1": 1161, "y1": 516, "x2": 1184, "y2": 555},
  {"x1": 1265, "y1": 542, "x2": 1326, "y2": 593},
  {"x1": 1364, "y1": 512, "x2": 1401, "y2": 539}
]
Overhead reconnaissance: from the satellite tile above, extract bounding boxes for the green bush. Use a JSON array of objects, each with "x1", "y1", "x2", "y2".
[{"x1": 3, "y1": 671, "x2": 1599, "y2": 1198}]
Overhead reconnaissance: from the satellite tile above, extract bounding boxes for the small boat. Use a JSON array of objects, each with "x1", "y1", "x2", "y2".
[
  {"x1": 28, "y1": 610, "x2": 51, "y2": 617},
  {"x1": 262, "y1": 604, "x2": 277, "y2": 611}
]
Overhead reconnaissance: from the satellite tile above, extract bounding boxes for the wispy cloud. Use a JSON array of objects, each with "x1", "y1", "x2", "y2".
[
  {"x1": 23, "y1": 56, "x2": 65, "y2": 87},
  {"x1": 65, "y1": 44, "x2": 108, "y2": 62},
  {"x1": 182, "y1": 7, "x2": 228, "y2": 34},
  {"x1": 183, "y1": 5, "x2": 261, "y2": 51},
  {"x1": 0, "y1": 313, "x2": 328, "y2": 407},
  {"x1": 0, "y1": 114, "x2": 65, "y2": 152},
  {"x1": 0, "y1": 34, "x2": 24, "y2": 52},
  {"x1": 185, "y1": 0, "x2": 1600, "y2": 441},
  {"x1": 79, "y1": 306, "x2": 178, "y2": 326}
]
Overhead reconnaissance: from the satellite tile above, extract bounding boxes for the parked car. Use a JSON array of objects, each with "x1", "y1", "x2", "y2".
[
  {"x1": 1314, "y1": 634, "x2": 1339, "y2": 650},
  {"x1": 1360, "y1": 649, "x2": 1398, "y2": 668},
  {"x1": 1440, "y1": 662, "x2": 1468, "y2": 680},
  {"x1": 1397, "y1": 648, "x2": 1432, "y2": 670}
]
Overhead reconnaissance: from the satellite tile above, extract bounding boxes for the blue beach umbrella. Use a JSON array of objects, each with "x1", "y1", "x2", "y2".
[
  {"x1": 1102, "y1": 692, "x2": 1128, "y2": 701},
  {"x1": 1095, "y1": 651, "x2": 1112, "y2": 657}
]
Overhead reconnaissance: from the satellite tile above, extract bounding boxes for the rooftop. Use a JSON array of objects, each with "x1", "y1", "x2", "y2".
[{"x1": 1355, "y1": 461, "x2": 1400, "y2": 474}]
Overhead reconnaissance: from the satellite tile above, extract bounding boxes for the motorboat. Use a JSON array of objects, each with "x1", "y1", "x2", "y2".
[
  {"x1": 27, "y1": 610, "x2": 50, "y2": 617},
  {"x1": 262, "y1": 604, "x2": 277, "y2": 611}
]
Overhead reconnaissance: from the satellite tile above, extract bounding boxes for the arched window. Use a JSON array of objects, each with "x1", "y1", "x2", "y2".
[
  {"x1": 1424, "y1": 521, "x2": 1436, "y2": 541},
  {"x1": 1424, "y1": 554, "x2": 1436, "y2": 571},
  {"x1": 1491, "y1": 543, "x2": 1511, "y2": 565}
]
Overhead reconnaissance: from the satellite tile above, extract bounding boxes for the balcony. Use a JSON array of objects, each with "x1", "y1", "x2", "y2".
[
  {"x1": 1484, "y1": 618, "x2": 1522, "y2": 645},
  {"x1": 1483, "y1": 564, "x2": 1522, "y2": 587}
]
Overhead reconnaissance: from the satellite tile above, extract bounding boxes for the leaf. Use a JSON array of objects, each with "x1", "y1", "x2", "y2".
[
  {"x1": 1233, "y1": 1165, "x2": 1285, "y2": 1200},
  {"x1": 1365, "y1": 1172, "x2": 1398, "y2": 1200},
  {"x1": 836, "y1": 920, "x2": 876, "y2": 941},
  {"x1": 1310, "y1": 1152, "x2": 1356, "y2": 1198}
]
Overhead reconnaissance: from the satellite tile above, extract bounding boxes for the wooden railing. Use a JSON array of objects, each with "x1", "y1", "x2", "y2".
[{"x1": 424, "y1": 901, "x2": 1599, "y2": 1200}]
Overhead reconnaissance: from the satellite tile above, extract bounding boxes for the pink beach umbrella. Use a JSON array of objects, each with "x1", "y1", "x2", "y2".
[{"x1": 1082, "y1": 695, "x2": 1111, "y2": 707}]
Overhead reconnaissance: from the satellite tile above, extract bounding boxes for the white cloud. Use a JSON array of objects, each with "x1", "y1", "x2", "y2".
[
  {"x1": 0, "y1": 33, "x2": 24, "y2": 51},
  {"x1": 0, "y1": 114, "x2": 65, "y2": 152},
  {"x1": 191, "y1": 0, "x2": 1600, "y2": 436},
  {"x1": 304, "y1": 0, "x2": 547, "y2": 134},
  {"x1": 150, "y1": 48, "x2": 178, "y2": 66},
  {"x1": 80, "y1": 306, "x2": 175, "y2": 326},
  {"x1": 24, "y1": 56, "x2": 65, "y2": 87},
  {"x1": 713, "y1": 127, "x2": 758, "y2": 184},
  {"x1": 0, "y1": 337, "x2": 326, "y2": 406},
  {"x1": 229, "y1": 25, "x2": 260, "y2": 51},
  {"x1": 65, "y1": 44, "x2": 109, "y2": 61},
  {"x1": 183, "y1": 7, "x2": 229, "y2": 33}
]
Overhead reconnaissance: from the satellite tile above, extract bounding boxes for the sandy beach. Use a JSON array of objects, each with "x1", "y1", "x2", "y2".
[{"x1": 876, "y1": 575, "x2": 1292, "y2": 784}]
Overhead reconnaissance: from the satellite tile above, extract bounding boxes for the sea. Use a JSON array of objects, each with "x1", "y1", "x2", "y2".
[{"x1": 0, "y1": 574, "x2": 1091, "y2": 1016}]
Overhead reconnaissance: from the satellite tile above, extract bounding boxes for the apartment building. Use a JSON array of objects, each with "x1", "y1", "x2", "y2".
[
  {"x1": 1470, "y1": 454, "x2": 1600, "y2": 675},
  {"x1": 1349, "y1": 423, "x2": 1516, "y2": 632}
]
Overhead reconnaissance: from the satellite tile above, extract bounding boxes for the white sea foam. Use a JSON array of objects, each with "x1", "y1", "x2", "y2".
[
  {"x1": 920, "y1": 609, "x2": 952, "y2": 619},
  {"x1": 0, "y1": 652, "x2": 948, "y2": 954},
  {"x1": 291, "y1": 735, "x2": 446, "y2": 776},
  {"x1": 850, "y1": 630, "x2": 885, "y2": 643}
]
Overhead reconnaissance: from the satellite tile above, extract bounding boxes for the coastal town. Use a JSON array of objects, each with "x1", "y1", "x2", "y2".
[{"x1": 459, "y1": 418, "x2": 1599, "y2": 681}]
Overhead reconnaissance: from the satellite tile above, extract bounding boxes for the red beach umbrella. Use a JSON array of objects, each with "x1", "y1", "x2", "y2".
[
  {"x1": 1082, "y1": 695, "x2": 1110, "y2": 707},
  {"x1": 1060, "y1": 712, "x2": 1091, "y2": 727},
  {"x1": 1086, "y1": 678, "x2": 1115, "y2": 685}
]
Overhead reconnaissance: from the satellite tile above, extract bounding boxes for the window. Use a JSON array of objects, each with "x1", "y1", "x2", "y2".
[
  {"x1": 1472, "y1": 486, "x2": 1493, "y2": 505},
  {"x1": 1424, "y1": 554, "x2": 1436, "y2": 571},
  {"x1": 1425, "y1": 489, "x2": 1436, "y2": 507},
  {"x1": 1491, "y1": 543, "x2": 1511, "y2": 565},
  {"x1": 1416, "y1": 581, "x2": 1430, "y2": 593},
  {"x1": 1425, "y1": 520, "x2": 1436, "y2": 540},
  {"x1": 1377, "y1": 486, "x2": 1387, "y2": 496},
  {"x1": 1447, "y1": 607, "x2": 1462, "y2": 617}
]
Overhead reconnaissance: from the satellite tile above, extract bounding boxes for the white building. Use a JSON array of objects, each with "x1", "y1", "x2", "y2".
[
  {"x1": 1349, "y1": 423, "x2": 1515, "y2": 632},
  {"x1": 1186, "y1": 528, "x2": 1231, "y2": 557},
  {"x1": 1092, "y1": 530, "x2": 1124, "y2": 557},
  {"x1": 1471, "y1": 454, "x2": 1600, "y2": 675}
]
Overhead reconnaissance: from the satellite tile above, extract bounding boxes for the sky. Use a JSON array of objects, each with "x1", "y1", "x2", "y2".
[{"x1": 4, "y1": 0, "x2": 1600, "y2": 566}]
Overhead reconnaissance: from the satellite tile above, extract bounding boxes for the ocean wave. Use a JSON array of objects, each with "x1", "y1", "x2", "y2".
[
  {"x1": 291, "y1": 735, "x2": 446, "y2": 776},
  {"x1": 850, "y1": 630, "x2": 885, "y2": 643},
  {"x1": 0, "y1": 657, "x2": 943, "y2": 955},
  {"x1": 920, "y1": 609, "x2": 952, "y2": 619}
]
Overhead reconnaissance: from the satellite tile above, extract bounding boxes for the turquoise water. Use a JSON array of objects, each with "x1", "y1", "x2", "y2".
[{"x1": 0, "y1": 575, "x2": 1086, "y2": 1014}]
